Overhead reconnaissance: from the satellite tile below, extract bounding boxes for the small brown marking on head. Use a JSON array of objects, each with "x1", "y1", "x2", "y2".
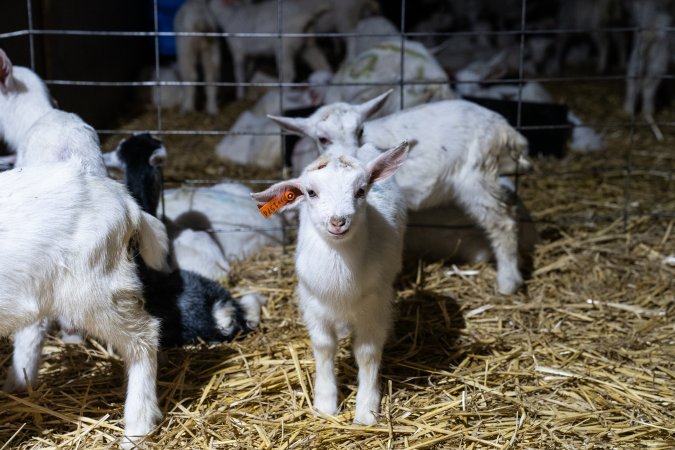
[
  {"x1": 306, "y1": 155, "x2": 331, "y2": 172},
  {"x1": 337, "y1": 155, "x2": 357, "y2": 169}
]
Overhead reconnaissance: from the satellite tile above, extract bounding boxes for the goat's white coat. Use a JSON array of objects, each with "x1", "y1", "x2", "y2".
[
  {"x1": 624, "y1": 0, "x2": 671, "y2": 118},
  {"x1": 269, "y1": 94, "x2": 528, "y2": 294},
  {"x1": 455, "y1": 64, "x2": 604, "y2": 153},
  {"x1": 172, "y1": 228, "x2": 231, "y2": 279},
  {"x1": 215, "y1": 71, "x2": 331, "y2": 169},
  {"x1": 0, "y1": 163, "x2": 168, "y2": 448},
  {"x1": 163, "y1": 182, "x2": 285, "y2": 278},
  {"x1": 344, "y1": 16, "x2": 400, "y2": 63},
  {"x1": 252, "y1": 143, "x2": 408, "y2": 424},
  {"x1": 175, "y1": 0, "x2": 221, "y2": 114},
  {"x1": 0, "y1": 61, "x2": 106, "y2": 176},
  {"x1": 208, "y1": 0, "x2": 331, "y2": 99},
  {"x1": 325, "y1": 39, "x2": 454, "y2": 118}
]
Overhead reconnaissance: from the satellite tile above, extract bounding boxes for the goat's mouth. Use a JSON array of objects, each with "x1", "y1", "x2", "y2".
[{"x1": 327, "y1": 227, "x2": 349, "y2": 238}]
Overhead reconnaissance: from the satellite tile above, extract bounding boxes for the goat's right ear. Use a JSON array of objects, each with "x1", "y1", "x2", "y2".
[
  {"x1": 356, "y1": 89, "x2": 392, "y2": 119},
  {"x1": 367, "y1": 140, "x2": 409, "y2": 184},
  {"x1": 0, "y1": 49, "x2": 15, "y2": 94},
  {"x1": 149, "y1": 146, "x2": 167, "y2": 167},
  {"x1": 267, "y1": 115, "x2": 312, "y2": 137},
  {"x1": 250, "y1": 180, "x2": 306, "y2": 213}
]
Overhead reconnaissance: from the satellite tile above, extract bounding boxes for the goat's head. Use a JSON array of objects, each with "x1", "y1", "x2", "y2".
[
  {"x1": 267, "y1": 89, "x2": 392, "y2": 155},
  {"x1": 251, "y1": 140, "x2": 408, "y2": 242}
]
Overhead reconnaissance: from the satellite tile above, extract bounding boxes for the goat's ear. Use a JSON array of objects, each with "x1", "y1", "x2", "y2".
[
  {"x1": 367, "y1": 140, "x2": 409, "y2": 184},
  {"x1": 356, "y1": 89, "x2": 392, "y2": 119},
  {"x1": 267, "y1": 114, "x2": 312, "y2": 137},
  {"x1": 149, "y1": 146, "x2": 167, "y2": 167},
  {"x1": 102, "y1": 150, "x2": 124, "y2": 170},
  {"x1": 0, "y1": 49, "x2": 15, "y2": 94},
  {"x1": 250, "y1": 180, "x2": 306, "y2": 212}
]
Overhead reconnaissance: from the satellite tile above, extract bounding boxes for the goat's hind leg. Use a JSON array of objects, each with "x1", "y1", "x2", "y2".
[
  {"x1": 3, "y1": 318, "x2": 48, "y2": 393},
  {"x1": 454, "y1": 176, "x2": 522, "y2": 295},
  {"x1": 87, "y1": 294, "x2": 161, "y2": 449}
]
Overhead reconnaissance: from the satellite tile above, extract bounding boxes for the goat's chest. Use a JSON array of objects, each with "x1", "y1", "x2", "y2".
[{"x1": 296, "y1": 238, "x2": 367, "y2": 304}]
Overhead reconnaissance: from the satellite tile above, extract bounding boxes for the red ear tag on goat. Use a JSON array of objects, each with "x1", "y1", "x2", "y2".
[{"x1": 258, "y1": 190, "x2": 296, "y2": 218}]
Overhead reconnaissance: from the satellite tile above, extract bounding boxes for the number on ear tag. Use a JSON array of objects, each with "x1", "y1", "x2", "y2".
[{"x1": 258, "y1": 190, "x2": 296, "y2": 218}]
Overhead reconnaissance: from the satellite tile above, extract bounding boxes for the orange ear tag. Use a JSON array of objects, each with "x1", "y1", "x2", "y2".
[{"x1": 257, "y1": 190, "x2": 296, "y2": 218}]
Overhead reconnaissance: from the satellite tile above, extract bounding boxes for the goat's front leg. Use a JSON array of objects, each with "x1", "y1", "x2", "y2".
[
  {"x1": 352, "y1": 294, "x2": 392, "y2": 425},
  {"x1": 306, "y1": 317, "x2": 339, "y2": 416}
]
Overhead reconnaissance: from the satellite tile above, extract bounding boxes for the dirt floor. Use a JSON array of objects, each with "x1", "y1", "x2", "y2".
[{"x1": 0, "y1": 78, "x2": 673, "y2": 449}]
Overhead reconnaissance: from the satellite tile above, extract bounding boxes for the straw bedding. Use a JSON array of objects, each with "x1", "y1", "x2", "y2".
[{"x1": 1, "y1": 80, "x2": 673, "y2": 449}]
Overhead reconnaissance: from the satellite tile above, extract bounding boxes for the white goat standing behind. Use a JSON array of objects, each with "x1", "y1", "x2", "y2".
[
  {"x1": 252, "y1": 141, "x2": 409, "y2": 425},
  {"x1": 0, "y1": 162, "x2": 168, "y2": 449},
  {"x1": 624, "y1": 0, "x2": 672, "y2": 141},
  {"x1": 208, "y1": 0, "x2": 331, "y2": 99},
  {"x1": 174, "y1": 0, "x2": 221, "y2": 115},
  {"x1": 269, "y1": 91, "x2": 529, "y2": 294}
]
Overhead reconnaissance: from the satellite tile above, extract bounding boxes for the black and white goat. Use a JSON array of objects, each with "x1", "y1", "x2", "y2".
[{"x1": 104, "y1": 133, "x2": 265, "y2": 347}]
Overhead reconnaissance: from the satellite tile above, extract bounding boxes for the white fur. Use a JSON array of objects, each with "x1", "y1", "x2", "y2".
[
  {"x1": 175, "y1": 0, "x2": 221, "y2": 114},
  {"x1": 0, "y1": 53, "x2": 106, "y2": 176},
  {"x1": 239, "y1": 293, "x2": 267, "y2": 329},
  {"x1": 269, "y1": 94, "x2": 530, "y2": 294},
  {"x1": 172, "y1": 228, "x2": 230, "y2": 279},
  {"x1": 0, "y1": 162, "x2": 168, "y2": 448},
  {"x1": 325, "y1": 39, "x2": 454, "y2": 118},
  {"x1": 215, "y1": 71, "x2": 331, "y2": 169},
  {"x1": 454, "y1": 62, "x2": 605, "y2": 153},
  {"x1": 624, "y1": 0, "x2": 671, "y2": 118},
  {"x1": 405, "y1": 178, "x2": 540, "y2": 264},
  {"x1": 208, "y1": 0, "x2": 331, "y2": 99},
  {"x1": 252, "y1": 142, "x2": 409, "y2": 425},
  {"x1": 345, "y1": 16, "x2": 398, "y2": 62},
  {"x1": 163, "y1": 182, "x2": 285, "y2": 278}
]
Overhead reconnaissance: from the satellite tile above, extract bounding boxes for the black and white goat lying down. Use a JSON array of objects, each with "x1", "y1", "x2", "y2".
[{"x1": 104, "y1": 133, "x2": 265, "y2": 347}]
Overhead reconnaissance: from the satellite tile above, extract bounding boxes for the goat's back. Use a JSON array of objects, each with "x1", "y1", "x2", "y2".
[
  {"x1": 0, "y1": 163, "x2": 143, "y2": 316},
  {"x1": 16, "y1": 109, "x2": 107, "y2": 176}
]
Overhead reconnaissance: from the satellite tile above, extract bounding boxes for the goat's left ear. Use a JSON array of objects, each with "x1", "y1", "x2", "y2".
[
  {"x1": 149, "y1": 146, "x2": 167, "y2": 167},
  {"x1": 367, "y1": 140, "x2": 409, "y2": 184},
  {"x1": 0, "y1": 49, "x2": 15, "y2": 94}
]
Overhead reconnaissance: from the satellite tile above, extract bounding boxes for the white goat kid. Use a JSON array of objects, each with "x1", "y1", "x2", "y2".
[
  {"x1": 0, "y1": 162, "x2": 168, "y2": 448},
  {"x1": 251, "y1": 141, "x2": 409, "y2": 425},
  {"x1": 0, "y1": 49, "x2": 106, "y2": 176},
  {"x1": 269, "y1": 91, "x2": 528, "y2": 294}
]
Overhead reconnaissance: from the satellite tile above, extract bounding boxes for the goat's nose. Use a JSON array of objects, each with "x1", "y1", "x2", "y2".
[{"x1": 330, "y1": 216, "x2": 346, "y2": 227}]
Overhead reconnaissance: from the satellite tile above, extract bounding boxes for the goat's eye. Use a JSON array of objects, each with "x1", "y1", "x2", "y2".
[
  {"x1": 318, "y1": 136, "x2": 331, "y2": 146},
  {"x1": 357, "y1": 127, "x2": 364, "y2": 141},
  {"x1": 355, "y1": 188, "x2": 365, "y2": 199},
  {"x1": 307, "y1": 189, "x2": 317, "y2": 198}
]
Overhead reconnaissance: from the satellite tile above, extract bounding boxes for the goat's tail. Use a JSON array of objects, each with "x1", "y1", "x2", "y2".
[
  {"x1": 137, "y1": 212, "x2": 170, "y2": 272},
  {"x1": 498, "y1": 124, "x2": 532, "y2": 175}
]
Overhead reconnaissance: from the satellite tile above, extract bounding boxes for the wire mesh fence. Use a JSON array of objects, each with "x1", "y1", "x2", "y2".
[{"x1": 0, "y1": 0, "x2": 673, "y2": 237}]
